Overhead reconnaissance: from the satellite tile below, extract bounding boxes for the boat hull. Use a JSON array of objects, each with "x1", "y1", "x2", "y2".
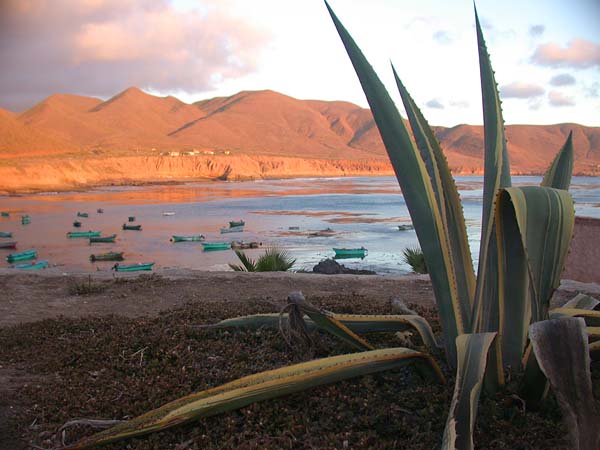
[
  {"x1": 201, "y1": 242, "x2": 230, "y2": 251},
  {"x1": 14, "y1": 260, "x2": 48, "y2": 270},
  {"x1": 7, "y1": 250, "x2": 37, "y2": 262},
  {"x1": 67, "y1": 231, "x2": 101, "y2": 238},
  {"x1": 90, "y1": 252, "x2": 124, "y2": 262},
  {"x1": 333, "y1": 248, "x2": 367, "y2": 259},
  {"x1": 89, "y1": 234, "x2": 117, "y2": 243},
  {"x1": 0, "y1": 241, "x2": 17, "y2": 249},
  {"x1": 113, "y1": 262, "x2": 154, "y2": 272},
  {"x1": 122, "y1": 224, "x2": 142, "y2": 231},
  {"x1": 0, "y1": 232, "x2": 12, "y2": 238},
  {"x1": 171, "y1": 235, "x2": 204, "y2": 242},
  {"x1": 220, "y1": 225, "x2": 244, "y2": 234}
]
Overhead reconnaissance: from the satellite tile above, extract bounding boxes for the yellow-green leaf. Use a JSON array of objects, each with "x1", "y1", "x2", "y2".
[
  {"x1": 64, "y1": 348, "x2": 445, "y2": 449},
  {"x1": 541, "y1": 131, "x2": 574, "y2": 190}
]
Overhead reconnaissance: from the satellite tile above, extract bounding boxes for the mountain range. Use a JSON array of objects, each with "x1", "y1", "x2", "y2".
[{"x1": 1, "y1": 87, "x2": 598, "y2": 192}]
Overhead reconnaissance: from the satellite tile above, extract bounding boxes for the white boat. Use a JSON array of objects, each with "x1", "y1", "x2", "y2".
[{"x1": 162, "y1": 212, "x2": 176, "y2": 216}]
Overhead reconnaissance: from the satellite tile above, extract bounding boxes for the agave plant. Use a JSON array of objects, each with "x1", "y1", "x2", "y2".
[
  {"x1": 60, "y1": 2, "x2": 598, "y2": 449},
  {"x1": 228, "y1": 247, "x2": 296, "y2": 272}
]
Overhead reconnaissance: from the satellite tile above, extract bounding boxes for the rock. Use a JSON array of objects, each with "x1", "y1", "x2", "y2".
[
  {"x1": 390, "y1": 297, "x2": 418, "y2": 315},
  {"x1": 312, "y1": 259, "x2": 376, "y2": 275}
]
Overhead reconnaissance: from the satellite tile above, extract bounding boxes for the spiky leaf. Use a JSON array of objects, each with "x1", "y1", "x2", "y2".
[
  {"x1": 541, "y1": 131, "x2": 574, "y2": 190},
  {"x1": 64, "y1": 348, "x2": 445, "y2": 449}
]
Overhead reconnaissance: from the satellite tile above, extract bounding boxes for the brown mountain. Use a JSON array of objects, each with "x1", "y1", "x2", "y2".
[{"x1": 0, "y1": 88, "x2": 598, "y2": 192}]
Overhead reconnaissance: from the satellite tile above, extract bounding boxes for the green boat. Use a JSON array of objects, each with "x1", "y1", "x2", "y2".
[
  {"x1": 67, "y1": 231, "x2": 101, "y2": 238},
  {"x1": 122, "y1": 224, "x2": 142, "y2": 230},
  {"x1": 112, "y1": 262, "x2": 154, "y2": 272},
  {"x1": 201, "y1": 242, "x2": 231, "y2": 251},
  {"x1": 21, "y1": 215, "x2": 30, "y2": 225},
  {"x1": 1, "y1": 212, "x2": 9, "y2": 217},
  {"x1": 128, "y1": 216, "x2": 136, "y2": 222},
  {"x1": 90, "y1": 251, "x2": 124, "y2": 262},
  {"x1": 0, "y1": 231, "x2": 12, "y2": 238},
  {"x1": 333, "y1": 247, "x2": 367, "y2": 259},
  {"x1": 7, "y1": 249, "x2": 37, "y2": 263},
  {"x1": 229, "y1": 220, "x2": 245, "y2": 228},
  {"x1": 77, "y1": 212, "x2": 89, "y2": 218},
  {"x1": 14, "y1": 259, "x2": 48, "y2": 270},
  {"x1": 89, "y1": 234, "x2": 117, "y2": 243},
  {"x1": 170, "y1": 235, "x2": 205, "y2": 242},
  {"x1": 73, "y1": 221, "x2": 82, "y2": 228},
  {"x1": 221, "y1": 225, "x2": 244, "y2": 234},
  {"x1": 397, "y1": 224, "x2": 414, "y2": 231}
]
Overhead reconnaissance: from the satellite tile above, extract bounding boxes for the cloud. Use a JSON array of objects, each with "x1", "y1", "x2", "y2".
[
  {"x1": 0, "y1": 0, "x2": 269, "y2": 111},
  {"x1": 432, "y1": 30, "x2": 452, "y2": 45},
  {"x1": 449, "y1": 100, "x2": 469, "y2": 108},
  {"x1": 549, "y1": 73, "x2": 576, "y2": 86},
  {"x1": 499, "y1": 82, "x2": 545, "y2": 99},
  {"x1": 531, "y1": 39, "x2": 600, "y2": 68},
  {"x1": 529, "y1": 25, "x2": 545, "y2": 38},
  {"x1": 425, "y1": 99, "x2": 444, "y2": 109},
  {"x1": 583, "y1": 82, "x2": 599, "y2": 98},
  {"x1": 548, "y1": 90, "x2": 576, "y2": 107}
]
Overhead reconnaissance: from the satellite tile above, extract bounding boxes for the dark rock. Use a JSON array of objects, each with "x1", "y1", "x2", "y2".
[{"x1": 312, "y1": 258, "x2": 375, "y2": 275}]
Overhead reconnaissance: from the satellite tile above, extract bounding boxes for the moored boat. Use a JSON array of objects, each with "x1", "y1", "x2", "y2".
[
  {"x1": 67, "y1": 231, "x2": 101, "y2": 238},
  {"x1": 122, "y1": 224, "x2": 142, "y2": 230},
  {"x1": 128, "y1": 216, "x2": 136, "y2": 222},
  {"x1": 6, "y1": 249, "x2": 37, "y2": 263},
  {"x1": 90, "y1": 251, "x2": 124, "y2": 262},
  {"x1": 14, "y1": 260, "x2": 48, "y2": 270},
  {"x1": 89, "y1": 234, "x2": 117, "y2": 243},
  {"x1": 73, "y1": 221, "x2": 82, "y2": 228},
  {"x1": 397, "y1": 224, "x2": 414, "y2": 231},
  {"x1": 201, "y1": 242, "x2": 231, "y2": 251},
  {"x1": 21, "y1": 215, "x2": 30, "y2": 225},
  {"x1": 1, "y1": 212, "x2": 9, "y2": 217},
  {"x1": 220, "y1": 225, "x2": 244, "y2": 234},
  {"x1": 229, "y1": 220, "x2": 245, "y2": 228},
  {"x1": 162, "y1": 211, "x2": 176, "y2": 216},
  {"x1": 0, "y1": 231, "x2": 12, "y2": 238},
  {"x1": 97, "y1": 208, "x2": 104, "y2": 213},
  {"x1": 77, "y1": 212, "x2": 89, "y2": 218},
  {"x1": 112, "y1": 262, "x2": 154, "y2": 272},
  {"x1": 0, "y1": 241, "x2": 17, "y2": 249},
  {"x1": 333, "y1": 247, "x2": 368, "y2": 259},
  {"x1": 170, "y1": 235, "x2": 205, "y2": 242}
]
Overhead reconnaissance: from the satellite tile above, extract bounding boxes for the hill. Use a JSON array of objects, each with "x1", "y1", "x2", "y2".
[{"x1": 0, "y1": 88, "x2": 598, "y2": 191}]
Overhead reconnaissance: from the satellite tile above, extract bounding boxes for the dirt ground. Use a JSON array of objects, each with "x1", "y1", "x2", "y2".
[{"x1": 0, "y1": 271, "x2": 596, "y2": 450}]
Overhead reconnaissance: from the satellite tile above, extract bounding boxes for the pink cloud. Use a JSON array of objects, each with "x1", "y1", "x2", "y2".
[
  {"x1": 0, "y1": 0, "x2": 270, "y2": 111},
  {"x1": 531, "y1": 39, "x2": 600, "y2": 68},
  {"x1": 548, "y1": 90, "x2": 576, "y2": 107},
  {"x1": 500, "y1": 82, "x2": 545, "y2": 99}
]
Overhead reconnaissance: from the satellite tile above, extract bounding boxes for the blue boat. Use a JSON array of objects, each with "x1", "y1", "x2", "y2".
[
  {"x1": 7, "y1": 249, "x2": 37, "y2": 263},
  {"x1": 14, "y1": 260, "x2": 48, "y2": 270}
]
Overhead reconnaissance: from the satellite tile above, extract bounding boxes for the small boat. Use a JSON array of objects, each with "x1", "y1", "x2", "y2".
[
  {"x1": 112, "y1": 262, "x2": 154, "y2": 272},
  {"x1": 1, "y1": 212, "x2": 9, "y2": 217},
  {"x1": 170, "y1": 235, "x2": 205, "y2": 242},
  {"x1": 90, "y1": 251, "x2": 124, "y2": 262},
  {"x1": 21, "y1": 215, "x2": 30, "y2": 225},
  {"x1": 0, "y1": 231, "x2": 13, "y2": 238},
  {"x1": 6, "y1": 249, "x2": 37, "y2": 263},
  {"x1": 397, "y1": 224, "x2": 414, "y2": 231},
  {"x1": 89, "y1": 234, "x2": 117, "y2": 243},
  {"x1": 162, "y1": 211, "x2": 176, "y2": 216},
  {"x1": 0, "y1": 241, "x2": 17, "y2": 249},
  {"x1": 230, "y1": 241, "x2": 260, "y2": 249},
  {"x1": 220, "y1": 225, "x2": 244, "y2": 234},
  {"x1": 14, "y1": 259, "x2": 48, "y2": 270},
  {"x1": 77, "y1": 212, "x2": 89, "y2": 218},
  {"x1": 229, "y1": 220, "x2": 245, "y2": 228},
  {"x1": 333, "y1": 247, "x2": 368, "y2": 259},
  {"x1": 73, "y1": 221, "x2": 82, "y2": 228},
  {"x1": 122, "y1": 224, "x2": 142, "y2": 231},
  {"x1": 288, "y1": 226, "x2": 300, "y2": 230},
  {"x1": 67, "y1": 231, "x2": 101, "y2": 238},
  {"x1": 128, "y1": 216, "x2": 136, "y2": 222},
  {"x1": 97, "y1": 208, "x2": 104, "y2": 213},
  {"x1": 201, "y1": 242, "x2": 231, "y2": 251},
  {"x1": 308, "y1": 228, "x2": 335, "y2": 237}
]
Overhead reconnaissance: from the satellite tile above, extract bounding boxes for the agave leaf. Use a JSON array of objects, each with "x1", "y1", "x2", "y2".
[
  {"x1": 549, "y1": 308, "x2": 600, "y2": 326},
  {"x1": 529, "y1": 318, "x2": 600, "y2": 450},
  {"x1": 205, "y1": 313, "x2": 439, "y2": 351},
  {"x1": 392, "y1": 66, "x2": 475, "y2": 312},
  {"x1": 64, "y1": 348, "x2": 445, "y2": 449},
  {"x1": 325, "y1": 0, "x2": 464, "y2": 366},
  {"x1": 590, "y1": 340, "x2": 600, "y2": 361},
  {"x1": 541, "y1": 131, "x2": 574, "y2": 190},
  {"x1": 470, "y1": 5, "x2": 512, "y2": 338},
  {"x1": 288, "y1": 291, "x2": 374, "y2": 351},
  {"x1": 495, "y1": 186, "x2": 574, "y2": 367},
  {"x1": 561, "y1": 293, "x2": 599, "y2": 310},
  {"x1": 587, "y1": 327, "x2": 600, "y2": 342},
  {"x1": 442, "y1": 332, "x2": 497, "y2": 450}
]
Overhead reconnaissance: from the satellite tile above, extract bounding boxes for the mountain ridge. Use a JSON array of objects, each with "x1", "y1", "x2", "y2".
[{"x1": 1, "y1": 88, "x2": 598, "y2": 192}]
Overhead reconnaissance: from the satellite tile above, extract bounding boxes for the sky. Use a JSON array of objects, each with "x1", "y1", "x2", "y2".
[{"x1": 0, "y1": 0, "x2": 598, "y2": 127}]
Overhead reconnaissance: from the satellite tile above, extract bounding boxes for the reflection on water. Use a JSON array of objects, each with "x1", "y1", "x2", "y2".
[{"x1": 0, "y1": 176, "x2": 598, "y2": 275}]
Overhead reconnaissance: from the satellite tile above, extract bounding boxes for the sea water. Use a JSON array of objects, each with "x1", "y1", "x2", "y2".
[{"x1": 0, "y1": 176, "x2": 598, "y2": 275}]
